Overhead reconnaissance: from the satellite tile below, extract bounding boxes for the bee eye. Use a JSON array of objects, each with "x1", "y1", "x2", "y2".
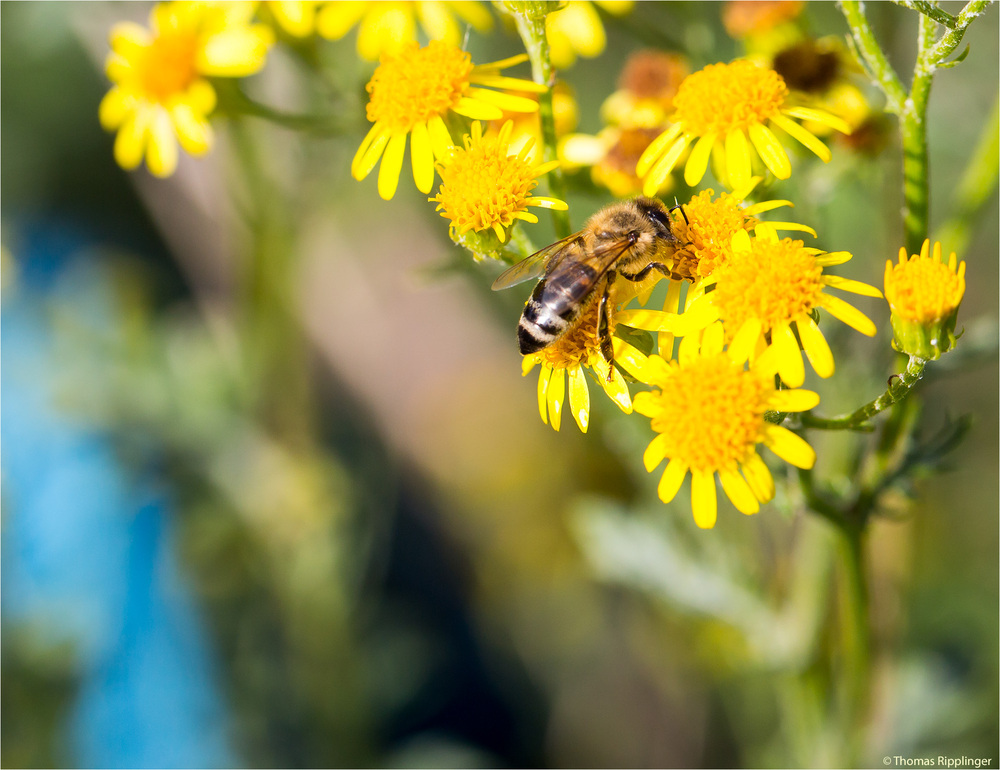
[{"x1": 646, "y1": 208, "x2": 669, "y2": 226}]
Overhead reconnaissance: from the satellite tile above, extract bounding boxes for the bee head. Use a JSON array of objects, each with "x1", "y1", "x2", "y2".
[{"x1": 634, "y1": 196, "x2": 679, "y2": 244}]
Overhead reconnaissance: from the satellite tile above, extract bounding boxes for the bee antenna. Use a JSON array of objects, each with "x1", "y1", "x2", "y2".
[{"x1": 670, "y1": 199, "x2": 690, "y2": 225}]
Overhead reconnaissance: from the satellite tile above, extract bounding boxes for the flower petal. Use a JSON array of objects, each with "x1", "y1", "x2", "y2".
[
  {"x1": 783, "y1": 106, "x2": 852, "y2": 135},
  {"x1": 599, "y1": 366, "x2": 632, "y2": 413},
  {"x1": 772, "y1": 321, "x2": 805, "y2": 388},
  {"x1": 642, "y1": 134, "x2": 689, "y2": 196},
  {"x1": 466, "y1": 87, "x2": 539, "y2": 113},
  {"x1": 684, "y1": 132, "x2": 716, "y2": 187},
  {"x1": 611, "y1": 337, "x2": 650, "y2": 382},
  {"x1": 537, "y1": 365, "x2": 551, "y2": 424},
  {"x1": 748, "y1": 121, "x2": 791, "y2": 180},
  {"x1": 352, "y1": 124, "x2": 389, "y2": 180},
  {"x1": 377, "y1": 132, "x2": 406, "y2": 200},
  {"x1": 547, "y1": 365, "x2": 565, "y2": 431},
  {"x1": 198, "y1": 27, "x2": 274, "y2": 77},
  {"x1": 818, "y1": 293, "x2": 877, "y2": 336},
  {"x1": 567, "y1": 365, "x2": 590, "y2": 433},
  {"x1": 658, "y1": 458, "x2": 688, "y2": 504},
  {"x1": 170, "y1": 102, "x2": 213, "y2": 155},
  {"x1": 725, "y1": 127, "x2": 752, "y2": 191},
  {"x1": 452, "y1": 96, "x2": 504, "y2": 121},
  {"x1": 691, "y1": 471, "x2": 718, "y2": 528},
  {"x1": 768, "y1": 387, "x2": 820, "y2": 413},
  {"x1": 636, "y1": 123, "x2": 683, "y2": 177},
  {"x1": 727, "y1": 317, "x2": 762, "y2": 366},
  {"x1": 468, "y1": 74, "x2": 547, "y2": 93},
  {"x1": 795, "y1": 316, "x2": 834, "y2": 378},
  {"x1": 763, "y1": 424, "x2": 816, "y2": 469},
  {"x1": 427, "y1": 115, "x2": 454, "y2": 161},
  {"x1": 770, "y1": 112, "x2": 831, "y2": 163},
  {"x1": 741, "y1": 451, "x2": 775, "y2": 503},
  {"x1": 822, "y1": 274, "x2": 884, "y2": 298},
  {"x1": 719, "y1": 467, "x2": 759, "y2": 515},
  {"x1": 113, "y1": 109, "x2": 150, "y2": 170},
  {"x1": 644, "y1": 433, "x2": 670, "y2": 472},
  {"x1": 146, "y1": 109, "x2": 178, "y2": 177},
  {"x1": 410, "y1": 120, "x2": 434, "y2": 194}
]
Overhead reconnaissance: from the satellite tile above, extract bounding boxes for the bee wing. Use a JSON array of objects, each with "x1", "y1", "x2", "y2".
[{"x1": 490, "y1": 233, "x2": 582, "y2": 291}]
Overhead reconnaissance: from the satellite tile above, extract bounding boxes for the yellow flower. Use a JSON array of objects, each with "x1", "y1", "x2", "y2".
[
  {"x1": 488, "y1": 80, "x2": 579, "y2": 163},
  {"x1": 99, "y1": 1, "x2": 274, "y2": 177},
  {"x1": 264, "y1": 1, "x2": 319, "y2": 37},
  {"x1": 634, "y1": 322, "x2": 819, "y2": 529},
  {"x1": 636, "y1": 59, "x2": 850, "y2": 194},
  {"x1": 663, "y1": 228, "x2": 882, "y2": 388},
  {"x1": 600, "y1": 49, "x2": 689, "y2": 128},
  {"x1": 317, "y1": 0, "x2": 493, "y2": 61},
  {"x1": 431, "y1": 121, "x2": 567, "y2": 244},
  {"x1": 545, "y1": 1, "x2": 634, "y2": 69},
  {"x1": 352, "y1": 41, "x2": 546, "y2": 200},
  {"x1": 561, "y1": 126, "x2": 669, "y2": 197},
  {"x1": 884, "y1": 239, "x2": 966, "y2": 360},
  {"x1": 523, "y1": 286, "x2": 653, "y2": 433}
]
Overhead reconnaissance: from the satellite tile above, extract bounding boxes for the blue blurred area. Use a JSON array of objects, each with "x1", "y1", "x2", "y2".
[{"x1": 2, "y1": 220, "x2": 234, "y2": 768}]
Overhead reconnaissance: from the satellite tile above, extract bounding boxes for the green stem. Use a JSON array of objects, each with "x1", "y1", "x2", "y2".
[
  {"x1": 892, "y1": 0, "x2": 958, "y2": 29},
  {"x1": 511, "y1": 8, "x2": 572, "y2": 239},
  {"x1": 839, "y1": 1, "x2": 907, "y2": 114},
  {"x1": 837, "y1": 522, "x2": 872, "y2": 763},
  {"x1": 901, "y1": 11, "x2": 935, "y2": 255},
  {"x1": 801, "y1": 355, "x2": 926, "y2": 430}
]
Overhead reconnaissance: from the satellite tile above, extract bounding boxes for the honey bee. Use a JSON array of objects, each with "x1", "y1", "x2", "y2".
[{"x1": 492, "y1": 196, "x2": 681, "y2": 373}]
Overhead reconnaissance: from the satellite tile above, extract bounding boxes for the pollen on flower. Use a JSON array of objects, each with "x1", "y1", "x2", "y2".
[
  {"x1": 672, "y1": 60, "x2": 788, "y2": 135},
  {"x1": 885, "y1": 242, "x2": 966, "y2": 323},
  {"x1": 669, "y1": 189, "x2": 757, "y2": 280},
  {"x1": 646, "y1": 354, "x2": 772, "y2": 473},
  {"x1": 365, "y1": 40, "x2": 473, "y2": 133},
  {"x1": 712, "y1": 237, "x2": 822, "y2": 334}
]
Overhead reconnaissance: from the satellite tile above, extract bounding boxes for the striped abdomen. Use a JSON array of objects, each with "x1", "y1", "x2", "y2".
[{"x1": 518, "y1": 262, "x2": 601, "y2": 355}]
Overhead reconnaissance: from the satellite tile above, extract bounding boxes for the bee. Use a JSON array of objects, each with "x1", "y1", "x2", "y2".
[{"x1": 492, "y1": 196, "x2": 681, "y2": 374}]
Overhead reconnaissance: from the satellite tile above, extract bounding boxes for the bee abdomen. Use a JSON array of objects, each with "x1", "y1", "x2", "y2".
[{"x1": 518, "y1": 296, "x2": 579, "y2": 354}]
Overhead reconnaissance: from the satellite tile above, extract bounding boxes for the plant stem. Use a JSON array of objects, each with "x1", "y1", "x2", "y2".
[
  {"x1": 839, "y1": 1, "x2": 907, "y2": 114},
  {"x1": 511, "y1": 9, "x2": 572, "y2": 239},
  {"x1": 837, "y1": 521, "x2": 872, "y2": 763},
  {"x1": 801, "y1": 355, "x2": 926, "y2": 430}
]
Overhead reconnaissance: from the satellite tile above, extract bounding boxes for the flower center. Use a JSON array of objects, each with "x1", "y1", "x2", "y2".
[
  {"x1": 885, "y1": 257, "x2": 964, "y2": 322},
  {"x1": 669, "y1": 189, "x2": 755, "y2": 280},
  {"x1": 672, "y1": 60, "x2": 788, "y2": 135},
  {"x1": 647, "y1": 354, "x2": 771, "y2": 472},
  {"x1": 365, "y1": 40, "x2": 473, "y2": 133},
  {"x1": 712, "y1": 237, "x2": 823, "y2": 334},
  {"x1": 139, "y1": 27, "x2": 200, "y2": 102},
  {"x1": 433, "y1": 128, "x2": 537, "y2": 233}
]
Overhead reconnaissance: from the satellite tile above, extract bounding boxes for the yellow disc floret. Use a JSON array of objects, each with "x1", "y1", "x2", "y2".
[
  {"x1": 645, "y1": 353, "x2": 772, "y2": 473},
  {"x1": 669, "y1": 189, "x2": 757, "y2": 280},
  {"x1": 672, "y1": 60, "x2": 788, "y2": 135},
  {"x1": 885, "y1": 241, "x2": 966, "y2": 323},
  {"x1": 365, "y1": 40, "x2": 474, "y2": 133},
  {"x1": 139, "y1": 26, "x2": 199, "y2": 101},
  {"x1": 712, "y1": 237, "x2": 822, "y2": 334}
]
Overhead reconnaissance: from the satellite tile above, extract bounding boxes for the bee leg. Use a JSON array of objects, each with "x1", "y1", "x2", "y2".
[
  {"x1": 627, "y1": 261, "x2": 674, "y2": 282},
  {"x1": 597, "y1": 273, "x2": 616, "y2": 381},
  {"x1": 670, "y1": 201, "x2": 690, "y2": 225}
]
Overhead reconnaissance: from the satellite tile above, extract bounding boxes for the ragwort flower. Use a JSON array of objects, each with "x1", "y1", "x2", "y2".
[
  {"x1": 666, "y1": 228, "x2": 882, "y2": 388},
  {"x1": 545, "y1": 1, "x2": 634, "y2": 70},
  {"x1": 637, "y1": 59, "x2": 850, "y2": 194},
  {"x1": 431, "y1": 121, "x2": 567, "y2": 244},
  {"x1": 634, "y1": 322, "x2": 819, "y2": 529},
  {"x1": 99, "y1": 2, "x2": 274, "y2": 177},
  {"x1": 317, "y1": 1, "x2": 493, "y2": 61},
  {"x1": 524, "y1": 285, "x2": 654, "y2": 433},
  {"x1": 352, "y1": 41, "x2": 546, "y2": 200},
  {"x1": 884, "y1": 239, "x2": 966, "y2": 360}
]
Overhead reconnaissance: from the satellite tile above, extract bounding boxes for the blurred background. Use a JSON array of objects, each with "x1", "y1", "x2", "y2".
[{"x1": 2, "y1": 2, "x2": 997, "y2": 767}]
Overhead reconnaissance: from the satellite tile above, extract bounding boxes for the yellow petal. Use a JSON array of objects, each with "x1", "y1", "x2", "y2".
[
  {"x1": 547, "y1": 365, "x2": 565, "y2": 431},
  {"x1": 466, "y1": 87, "x2": 539, "y2": 113},
  {"x1": 146, "y1": 109, "x2": 178, "y2": 177},
  {"x1": 819, "y1": 293, "x2": 877, "y2": 337},
  {"x1": 198, "y1": 27, "x2": 274, "y2": 77},
  {"x1": 658, "y1": 458, "x2": 688, "y2": 503},
  {"x1": 352, "y1": 123, "x2": 389, "y2": 180},
  {"x1": 822, "y1": 275, "x2": 884, "y2": 298},
  {"x1": 567, "y1": 365, "x2": 591, "y2": 433},
  {"x1": 170, "y1": 102, "x2": 212, "y2": 155},
  {"x1": 684, "y1": 132, "x2": 716, "y2": 188},
  {"x1": 611, "y1": 337, "x2": 650, "y2": 381},
  {"x1": 770, "y1": 112, "x2": 831, "y2": 163},
  {"x1": 537, "y1": 365, "x2": 551, "y2": 424},
  {"x1": 452, "y1": 96, "x2": 504, "y2": 121},
  {"x1": 427, "y1": 115, "x2": 455, "y2": 161},
  {"x1": 748, "y1": 121, "x2": 791, "y2": 180},
  {"x1": 763, "y1": 424, "x2": 816, "y2": 469},
  {"x1": 99, "y1": 87, "x2": 132, "y2": 130},
  {"x1": 410, "y1": 121, "x2": 434, "y2": 194},
  {"x1": 741, "y1": 452, "x2": 775, "y2": 503},
  {"x1": 772, "y1": 321, "x2": 805, "y2": 388},
  {"x1": 113, "y1": 109, "x2": 150, "y2": 170},
  {"x1": 377, "y1": 132, "x2": 406, "y2": 200},
  {"x1": 691, "y1": 471, "x2": 718, "y2": 528},
  {"x1": 795, "y1": 316, "x2": 834, "y2": 379},
  {"x1": 814, "y1": 250, "x2": 853, "y2": 266},
  {"x1": 642, "y1": 134, "x2": 689, "y2": 196},
  {"x1": 783, "y1": 106, "x2": 852, "y2": 135},
  {"x1": 316, "y1": 1, "x2": 367, "y2": 40},
  {"x1": 701, "y1": 321, "x2": 725, "y2": 356},
  {"x1": 768, "y1": 387, "x2": 820, "y2": 413},
  {"x1": 599, "y1": 366, "x2": 632, "y2": 413},
  {"x1": 636, "y1": 123, "x2": 682, "y2": 177},
  {"x1": 727, "y1": 317, "x2": 762, "y2": 366},
  {"x1": 644, "y1": 433, "x2": 670, "y2": 472},
  {"x1": 468, "y1": 74, "x2": 547, "y2": 94},
  {"x1": 725, "y1": 127, "x2": 752, "y2": 191},
  {"x1": 719, "y1": 467, "x2": 759, "y2": 515}
]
